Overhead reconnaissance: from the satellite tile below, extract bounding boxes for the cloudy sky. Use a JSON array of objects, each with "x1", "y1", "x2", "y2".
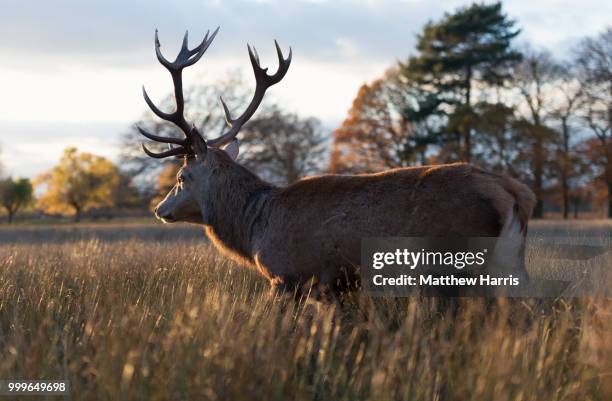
[{"x1": 0, "y1": 0, "x2": 610, "y2": 178}]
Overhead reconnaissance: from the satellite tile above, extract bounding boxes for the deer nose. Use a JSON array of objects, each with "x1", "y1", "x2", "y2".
[
  {"x1": 154, "y1": 206, "x2": 174, "y2": 221},
  {"x1": 154, "y1": 206, "x2": 166, "y2": 219}
]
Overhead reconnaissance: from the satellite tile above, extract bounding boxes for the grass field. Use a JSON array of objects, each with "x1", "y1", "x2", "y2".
[{"x1": 0, "y1": 221, "x2": 610, "y2": 400}]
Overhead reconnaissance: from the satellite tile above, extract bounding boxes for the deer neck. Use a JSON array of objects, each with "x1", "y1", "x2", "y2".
[{"x1": 201, "y1": 159, "x2": 276, "y2": 264}]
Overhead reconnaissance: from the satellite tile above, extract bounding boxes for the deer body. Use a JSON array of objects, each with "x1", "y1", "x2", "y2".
[
  {"x1": 138, "y1": 27, "x2": 536, "y2": 295},
  {"x1": 194, "y1": 150, "x2": 535, "y2": 293}
]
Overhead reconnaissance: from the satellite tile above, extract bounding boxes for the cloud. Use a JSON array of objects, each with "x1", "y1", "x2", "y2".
[
  {"x1": 1, "y1": 0, "x2": 608, "y2": 71},
  {"x1": 505, "y1": 0, "x2": 612, "y2": 54},
  {"x1": 0, "y1": 0, "x2": 449, "y2": 71}
]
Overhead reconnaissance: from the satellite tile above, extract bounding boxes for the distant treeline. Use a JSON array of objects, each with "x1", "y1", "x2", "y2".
[{"x1": 2, "y1": 2, "x2": 611, "y2": 223}]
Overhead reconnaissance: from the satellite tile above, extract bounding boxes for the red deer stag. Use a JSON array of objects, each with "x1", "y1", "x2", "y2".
[{"x1": 138, "y1": 27, "x2": 536, "y2": 296}]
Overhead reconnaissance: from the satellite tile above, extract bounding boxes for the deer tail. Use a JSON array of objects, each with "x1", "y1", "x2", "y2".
[{"x1": 500, "y1": 176, "x2": 536, "y2": 235}]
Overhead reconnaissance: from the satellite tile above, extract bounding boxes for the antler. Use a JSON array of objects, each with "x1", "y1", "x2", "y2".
[
  {"x1": 139, "y1": 27, "x2": 292, "y2": 156},
  {"x1": 139, "y1": 27, "x2": 219, "y2": 158},
  {"x1": 207, "y1": 41, "x2": 292, "y2": 147}
]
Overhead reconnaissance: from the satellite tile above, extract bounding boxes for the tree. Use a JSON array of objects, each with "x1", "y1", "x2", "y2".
[
  {"x1": 400, "y1": 1, "x2": 521, "y2": 162},
  {"x1": 550, "y1": 63, "x2": 584, "y2": 219},
  {"x1": 512, "y1": 48, "x2": 562, "y2": 218},
  {"x1": 36, "y1": 147, "x2": 120, "y2": 222},
  {"x1": 114, "y1": 171, "x2": 145, "y2": 210},
  {"x1": 240, "y1": 108, "x2": 327, "y2": 185},
  {"x1": 575, "y1": 137, "x2": 610, "y2": 217},
  {"x1": 575, "y1": 27, "x2": 612, "y2": 217},
  {"x1": 0, "y1": 177, "x2": 33, "y2": 223},
  {"x1": 471, "y1": 102, "x2": 519, "y2": 174},
  {"x1": 329, "y1": 72, "x2": 408, "y2": 173}
]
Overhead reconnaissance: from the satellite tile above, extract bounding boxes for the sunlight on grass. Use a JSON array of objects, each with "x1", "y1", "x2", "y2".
[{"x1": 0, "y1": 223, "x2": 609, "y2": 400}]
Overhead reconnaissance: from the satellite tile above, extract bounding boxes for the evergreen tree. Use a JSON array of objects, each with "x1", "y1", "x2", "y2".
[{"x1": 400, "y1": 2, "x2": 521, "y2": 162}]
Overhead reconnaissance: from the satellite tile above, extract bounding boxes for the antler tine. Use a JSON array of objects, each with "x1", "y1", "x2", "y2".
[
  {"x1": 249, "y1": 44, "x2": 261, "y2": 66},
  {"x1": 142, "y1": 86, "x2": 173, "y2": 121},
  {"x1": 207, "y1": 41, "x2": 292, "y2": 147},
  {"x1": 273, "y1": 40, "x2": 292, "y2": 81},
  {"x1": 181, "y1": 30, "x2": 189, "y2": 52},
  {"x1": 220, "y1": 97, "x2": 233, "y2": 125},
  {"x1": 142, "y1": 143, "x2": 188, "y2": 159},
  {"x1": 154, "y1": 29, "x2": 172, "y2": 69},
  {"x1": 136, "y1": 125, "x2": 187, "y2": 147}
]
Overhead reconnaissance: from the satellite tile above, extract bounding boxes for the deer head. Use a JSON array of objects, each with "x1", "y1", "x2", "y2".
[{"x1": 138, "y1": 27, "x2": 291, "y2": 223}]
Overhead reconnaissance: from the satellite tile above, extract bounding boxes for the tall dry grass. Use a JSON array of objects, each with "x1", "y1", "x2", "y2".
[{"x1": 0, "y1": 223, "x2": 609, "y2": 400}]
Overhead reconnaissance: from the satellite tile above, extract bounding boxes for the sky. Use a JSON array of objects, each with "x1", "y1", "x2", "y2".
[{"x1": 0, "y1": 0, "x2": 610, "y2": 178}]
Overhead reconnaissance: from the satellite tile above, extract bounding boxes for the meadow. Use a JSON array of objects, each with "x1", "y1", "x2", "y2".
[{"x1": 0, "y1": 221, "x2": 610, "y2": 400}]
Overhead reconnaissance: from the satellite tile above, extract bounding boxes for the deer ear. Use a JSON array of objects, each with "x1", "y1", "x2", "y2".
[{"x1": 223, "y1": 139, "x2": 240, "y2": 160}]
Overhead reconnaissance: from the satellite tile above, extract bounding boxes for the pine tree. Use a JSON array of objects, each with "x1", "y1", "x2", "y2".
[{"x1": 401, "y1": 2, "x2": 521, "y2": 162}]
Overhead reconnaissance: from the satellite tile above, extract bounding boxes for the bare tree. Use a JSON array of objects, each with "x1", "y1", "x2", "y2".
[
  {"x1": 575, "y1": 27, "x2": 612, "y2": 217},
  {"x1": 240, "y1": 108, "x2": 327, "y2": 185},
  {"x1": 550, "y1": 63, "x2": 584, "y2": 218},
  {"x1": 512, "y1": 47, "x2": 562, "y2": 218}
]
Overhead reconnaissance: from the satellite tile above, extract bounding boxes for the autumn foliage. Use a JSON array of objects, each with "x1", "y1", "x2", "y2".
[
  {"x1": 36, "y1": 147, "x2": 120, "y2": 221},
  {"x1": 329, "y1": 77, "x2": 406, "y2": 174}
]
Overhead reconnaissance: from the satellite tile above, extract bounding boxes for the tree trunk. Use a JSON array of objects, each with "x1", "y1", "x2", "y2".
[
  {"x1": 7, "y1": 210, "x2": 14, "y2": 224},
  {"x1": 605, "y1": 145, "x2": 612, "y2": 219},
  {"x1": 464, "y1": 129, "x2": 471, "y2": 163},
  {"x1": 461, "y1": 66, "x2": 472, "y2": 163},
  {"x1": 573, "y1": 200, "x2": 579, "y2": 219},
  {"x1": 532, "y1": 134, "x2": 544, "y2": 219},
  {"x1": 74, "y1": 207, "x2": 81, "y2": 223},
  {"x1": 608, "y1": 180, "x2": 612, "y2": 219},
  {"x1": 533, "y1": 199, "x2": 544, "y2": 219},
  {"x1": 285, "y1": 164, "x2": 299, "y2": 186},
  {"x1": 561, "y1": 175, "x2": 569, "y2": 219},
  {"x1": 561, "y1": 118, "x2": 570, "y2": 220},
  {"x1": 420, "y1": 149, "x2": 427, "y2": 166}
]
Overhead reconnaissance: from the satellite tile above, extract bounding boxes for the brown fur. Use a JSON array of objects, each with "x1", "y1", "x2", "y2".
[{"x1": 157, "y1": 151, "x2": 536, "y2": 294}]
